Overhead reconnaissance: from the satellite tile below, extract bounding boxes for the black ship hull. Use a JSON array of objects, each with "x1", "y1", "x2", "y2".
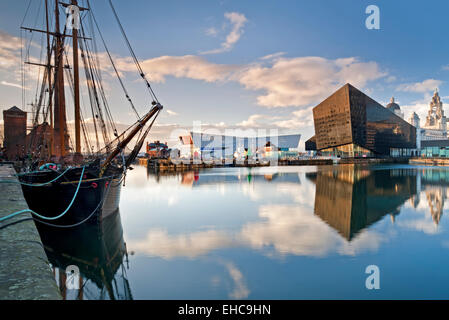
[{"x1": 19, "y1": 166, "x2": 122, "y2": 226}]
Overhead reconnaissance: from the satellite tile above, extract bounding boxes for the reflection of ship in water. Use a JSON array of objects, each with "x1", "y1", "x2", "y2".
[
  {"x1": 425, "y1": 189, "x2": 445, "y2": 224},
  {"x1": 35, "y1": 210, "x2": 132, "y2": 300},
  {"x1": 306, "y1": 165, "x2": 417, "y2": 241}
]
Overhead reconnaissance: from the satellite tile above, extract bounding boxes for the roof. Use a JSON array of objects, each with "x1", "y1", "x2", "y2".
[
  {"x1": 386, "y1": 98, "x2": 400, "y2": 112},
  {"x1": 190, "y1": 132, "x2": 301, "y2": 150},
  {"x1": 4, "y1": 106, "x2": 26, "y2": 114}
]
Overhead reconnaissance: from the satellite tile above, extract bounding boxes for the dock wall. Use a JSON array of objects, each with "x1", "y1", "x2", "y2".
[{"x1": 0, "y1": 164, "x2": 61, "y2": 300}]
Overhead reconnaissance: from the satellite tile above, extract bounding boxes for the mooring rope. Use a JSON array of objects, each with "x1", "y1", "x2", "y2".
[
  {"x1": 35, "y1": 176, "x2": 114, "y2": 228},
  {"x1": 0, "y1": 166, "x2": 86, "y2": 223},
  {"x1": 0, "y1": 166, "x2": 72, "y2": 187}
]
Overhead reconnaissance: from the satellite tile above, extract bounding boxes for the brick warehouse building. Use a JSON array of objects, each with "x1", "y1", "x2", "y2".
[
  {"x1": 3, "y1": 106, "x2": 27, "y2": 160},
  {"x1": 306, "y1": 84, "x2": 416, "y2": 157}
]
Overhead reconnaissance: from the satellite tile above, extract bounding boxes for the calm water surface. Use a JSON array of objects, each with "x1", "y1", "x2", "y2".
[
  {"x1": 115, "y1": 164, "x2": 449, "y2": 299},
  {"x1": 48, "y1": 164, "x2": 449, "y2": 299}
]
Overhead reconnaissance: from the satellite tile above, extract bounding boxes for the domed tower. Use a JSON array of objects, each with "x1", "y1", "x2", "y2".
[{"x1": 386, "y1": 97, "x2": 404, "y2": 119}]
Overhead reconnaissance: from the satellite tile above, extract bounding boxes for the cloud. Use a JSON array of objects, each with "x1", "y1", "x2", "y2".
[
  {"x1": 134, "y1": 55, "x2": 384, "y2": 109},
  {"x1": 237, "y1": 57, "x2": 386, "y2": 107},
  {"x1": 401, "y1": 93, "x2": 433, "y2": 121},
  {"x1": 205, "y1": 27, "x2": 218, "y2": 37},
  {"x1": 396, "y1": 79, "x2": 442, "y2": 93},
  {"x1": 0, "y1": 81, "x2": 25, "y2": 90},
  {"x1": 166, "y1": 109, "x2": 179, "y2": 116},
  {"x1": 118, "y1": 55, "x2": 239, "y2": 83},
  {"x1": 276, "y1": 107, "x2": 314, "y2": 129},
  {"x1": 385, "y1": 75, "x2": 397, "y2": 83},
  {"x1": 112, "y1": 48, "x2": 385, "y2": 109},
  {"x1": 0, "y1": 28, "x2": 386, "y2": 135},
  {"x1": 260, "y1": 52, "x2": 286, "y2": 61},
  {"x1": 236, "y1": 114, "x2": 276, "y2": 127},
  {"x1": 236, "y1": 107, "x2": 315, "y2": 130},
  {"x1": 202, "y1": 12, "x2": 247, "y2": 54},
  {"x1": 0, "y1": 31, "x2": 22, "y2": 70}
]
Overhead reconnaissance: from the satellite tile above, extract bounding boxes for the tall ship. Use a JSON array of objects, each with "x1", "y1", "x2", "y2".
[{"x1": 16, "y1": 0, "x2": 162, "y2": 226}]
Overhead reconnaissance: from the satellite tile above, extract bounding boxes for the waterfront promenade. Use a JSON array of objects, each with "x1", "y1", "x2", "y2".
[{"x1": 0, "y1": 164, "x2": 60, "y2": 300}]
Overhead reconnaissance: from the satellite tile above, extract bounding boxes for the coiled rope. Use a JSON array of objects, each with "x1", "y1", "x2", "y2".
[{"x1": 0, "y1": 166, "x2": 86, "y2": 223}]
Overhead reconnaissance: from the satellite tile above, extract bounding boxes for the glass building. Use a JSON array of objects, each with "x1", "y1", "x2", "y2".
[
  {"x1": 420, "y1": 140, "x2": 449, "y2": 158},
  {"x1": 179, "y1": 132, "x2": 301, "y2": 160},
  {"x1": 306, "y1": 83, "x2": 416, "y2": 157}
]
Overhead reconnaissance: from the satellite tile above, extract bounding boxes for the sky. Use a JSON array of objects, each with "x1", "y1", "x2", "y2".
[{"x1": 0, "y1": 0, "x2": 449, "y2": 148}]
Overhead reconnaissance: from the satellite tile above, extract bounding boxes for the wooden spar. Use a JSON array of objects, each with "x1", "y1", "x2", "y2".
[
  {"x1": 20, "y1": 26, "x2": 92, "y2": 40},
  {"x1": 71, "y1": 0, "x2": 81, "y2": 154},
  {"x1": 45, "y1": 0, "x2": 53, "y2": 157},
  {"x1": 100, "y1": 104, "x2": 163, "y2": 174}
]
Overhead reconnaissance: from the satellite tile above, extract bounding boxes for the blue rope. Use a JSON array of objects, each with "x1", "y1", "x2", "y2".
[
  {"x1": 0, "y1": 166, "x2": 86, "y2": 223},
  {"x1": 0, "y1": 167, "x2": 72, "y2": 187},
  {"x1": 15, "y1": 163, "x2": 59, "y2": 176},
  {"x1": 34, "y1": 177, "x2": 115, "y2": 228}
]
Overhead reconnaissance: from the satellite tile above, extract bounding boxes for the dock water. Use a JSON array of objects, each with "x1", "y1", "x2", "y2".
[{"x1": 0, "y1": 164, "x2": 61, "y2": 300}]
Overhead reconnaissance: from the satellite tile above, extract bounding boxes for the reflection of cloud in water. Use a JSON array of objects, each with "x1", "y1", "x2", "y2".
[
  {"x1": 396, "y1": 219, "x2": 441, "y2": 235},
  {"x1": 129, "y1": 229, "x2": 236, "y2": 259},
  {"x1": 442, "y1": 241, "x2": 449, "y2": 249},
  {"x1": 128, "y1": 204, "x2": 388, "y2": 259},
  {"x1": 241, "y1": 205, "x2": 387, "y2": 257},
  {"x1": 240, "y1": 205, "x2": 336, "y2": 257},
  {"x1": 240, "y1": 181, "x2": 315, "y2": 205},
  {"x1": 222, "y1": 261, "x2": 250, "y2": 299},
  {"x1": 337, "y1": 230, "x2": 387, "y2": 256}
]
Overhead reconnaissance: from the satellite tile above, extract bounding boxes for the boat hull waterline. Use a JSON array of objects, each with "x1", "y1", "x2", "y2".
[{"x1": 19, "y1": 167, "x2": 122, "y2": 226}]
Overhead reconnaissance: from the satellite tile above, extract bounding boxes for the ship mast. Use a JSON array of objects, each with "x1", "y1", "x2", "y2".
[
  {"x1": 71, "y1": 0, "x2": 81, "y2": 154},
  {"x1": 53, "y1": 0, "x2": 68, "y2": 158},
  {"x1": 45, "y1": 0, "x2": 54, "y2": 157}
]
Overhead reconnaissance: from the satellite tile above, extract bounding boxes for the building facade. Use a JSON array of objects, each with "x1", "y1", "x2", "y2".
[
  {"x1": 3, "y1": 106, "x2": 27, "y2": 160},
  {"x1": 422, "y1": 89, "x2": 447, "y2": 140},
  {"x1": 306, "y1": 83, "x2": 416, "y2": 157},
  {"x1": 408, "y1": 89, "x2": 447, "y2": 142},
  {"x1": 179, "y1": 132, "x2": 301, "y2": 160}
]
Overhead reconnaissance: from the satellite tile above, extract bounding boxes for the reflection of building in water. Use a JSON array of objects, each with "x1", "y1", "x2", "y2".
[
  {"x1": 35, "y1": 210, "x2": 132, "y2": 300},
  {"x1": 419, "y1": 168, "x2": 449, "y2": 225},
  {"x1": 306, "y1": 165, "x2": 417, "y2": 240},
  {"x1": 425, "y1": 189, "x2": 445, "y2": 225},
  {"x1": 409, "y1": 170, "x2": 422, "y2": 208},
  {"x1": 187, "y1": 171, "x2": 300, "y2": 187},
  {"x1": 147, "y1": 167, "x2": 302, "y2": 187}
]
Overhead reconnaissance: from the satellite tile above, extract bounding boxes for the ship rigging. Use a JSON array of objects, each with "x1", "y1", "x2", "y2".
[{"x1": 17, "y1": 0, "x2": 163, "y2": 226}]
